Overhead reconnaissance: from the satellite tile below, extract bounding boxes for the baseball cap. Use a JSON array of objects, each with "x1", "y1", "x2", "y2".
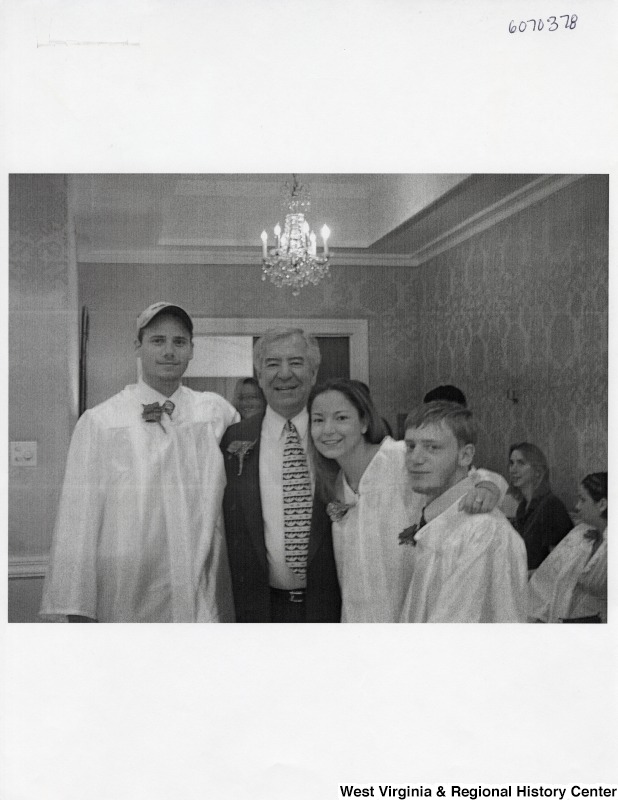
[{"x1": 136, "y1": 302, "x2": 193, "y2": 337}]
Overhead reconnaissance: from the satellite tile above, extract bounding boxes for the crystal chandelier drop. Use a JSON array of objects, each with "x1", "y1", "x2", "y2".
[{"x1": 260, "y1": 175, "x2": 331, "y2": 296}]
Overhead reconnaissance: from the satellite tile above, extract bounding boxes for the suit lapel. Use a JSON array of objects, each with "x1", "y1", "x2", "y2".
[
  {"x1": 235, "y1": 416, "x2": 268, "y2": 572},
  {"x1": 307, "y1": 493, "x2": 328, "y2": 564}
]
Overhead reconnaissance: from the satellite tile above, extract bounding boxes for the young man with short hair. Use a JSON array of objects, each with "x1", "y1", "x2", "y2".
[
  {"x1": 399, "y1": 401, "x2": 527, "y2": 623},
  {"x1": 41, "y1": 302, "x2": 239, "y2": 623}
]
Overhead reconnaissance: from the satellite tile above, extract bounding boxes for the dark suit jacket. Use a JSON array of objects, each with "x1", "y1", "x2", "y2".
[
  {"x1": 514, "y1": 489, "x2": 573, "y2": 570},
  {"x1": 221, "y1": 414, "x2": 341, "y2": 622}
]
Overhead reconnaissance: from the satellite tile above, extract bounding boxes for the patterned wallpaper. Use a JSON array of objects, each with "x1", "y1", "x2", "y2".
[
  {"x1": 409, "y1": 175, "x2": 608, "y2": 505},
  {"x1": 80, "y1": 175, "x2": 607, "y2": 508},
  {"x1": 9, "y1": 175, "x2": 74, "y2": 557}
]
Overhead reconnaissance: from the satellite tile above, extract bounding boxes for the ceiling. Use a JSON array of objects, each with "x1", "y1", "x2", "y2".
[{"x1": 71, "y1": 173, "x2": 580, "y2": 267}]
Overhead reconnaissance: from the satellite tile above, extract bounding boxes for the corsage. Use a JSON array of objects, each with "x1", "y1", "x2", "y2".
[{"x1": 226, "y1": 440, "x2": 257, "y2": 476}]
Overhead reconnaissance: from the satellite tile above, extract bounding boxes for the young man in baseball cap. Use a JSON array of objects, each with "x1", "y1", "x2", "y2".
[{"x1": 41, "y1": 302, "x2": 239, "y2": 623}]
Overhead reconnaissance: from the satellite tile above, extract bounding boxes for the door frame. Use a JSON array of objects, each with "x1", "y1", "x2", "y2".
[{"x1": 191, "y1": 318, "x2": 369, "y2": 382}]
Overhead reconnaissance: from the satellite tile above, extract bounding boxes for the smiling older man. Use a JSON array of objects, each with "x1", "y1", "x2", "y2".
[{"x1": 221, "y1": 327, "x2": 341, "y2": 622}]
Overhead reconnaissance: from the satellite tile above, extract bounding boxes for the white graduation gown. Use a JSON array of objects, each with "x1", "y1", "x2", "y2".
[
  {"x1": 333, "y1": 438, "x2": 420, "y2": 623},
  {"x1": 40, "y1": 382, "x2": 239, "y2": 622},
  {"x1": 528, "y1": 523, "x2": 607, "y2": 622},
  {"x1": 399, "y1": 484, "x2": 528, "y2": 623},
  {"x1": 332, "y1": 438, "x2": 510, "y2": 623}
]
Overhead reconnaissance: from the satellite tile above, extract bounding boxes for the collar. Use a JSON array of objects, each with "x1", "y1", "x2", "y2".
[
  {"x1": 263, "y1": 405, "x2": 309, "y2": 440},
  {"x1": 422, "y1": 474, "x2": 477, "y2": 523},
  {"x1": 137, "y1": 378, "x2": 183, "y2": 407}
]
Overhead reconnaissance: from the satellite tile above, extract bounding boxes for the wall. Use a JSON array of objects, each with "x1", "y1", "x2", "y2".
[
  {"x1": 78, "y1": 261, "x2": 414, "y2": 428},
  {"x1": 9, "y1": 174, "x2": 77, "y2": 621},
  {"x1": 8, "y1": 577, "x2": 46, "y2": 622},
  {"x1": 408, "y1": 174, "x2": 608, "y2": 503},
  {"x1": 79, "y1": 175, "x2": 608, "y2": 510}
]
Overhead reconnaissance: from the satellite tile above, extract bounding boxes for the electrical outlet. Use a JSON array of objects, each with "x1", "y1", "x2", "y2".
[{"x1": 10, "y1": 441, "x2": 38, "y2": 467}]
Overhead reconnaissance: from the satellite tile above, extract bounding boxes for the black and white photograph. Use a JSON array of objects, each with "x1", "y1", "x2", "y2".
[
  {"x1": 1, "y1": 2, "x2": 616, "y2": 799},
  {"x1": 8, "y1": 172, "x2": 608, "y2": 626}
]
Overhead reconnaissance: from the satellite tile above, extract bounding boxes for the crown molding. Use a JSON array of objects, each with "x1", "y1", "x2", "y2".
[
  {"x1": 77, "y1": 175, "x2": 586, "y2": 267},
  {"x1": 9, "y1": 555, "x2": 48, "y2": 579},
  {"x1": 409, "y1": 174, "x2": 586, "y2": 265},
  {"x1": 78, "y1": 248, "x2": 417, "y2": 267}
]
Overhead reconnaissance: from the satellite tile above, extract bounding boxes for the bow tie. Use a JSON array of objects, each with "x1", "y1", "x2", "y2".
[
  {"x1": 142, "y1": 400, "x2": 175, "y2": 427},
  {"x1": 398, "y1": 508, "x2": 427, "y2": 547}
]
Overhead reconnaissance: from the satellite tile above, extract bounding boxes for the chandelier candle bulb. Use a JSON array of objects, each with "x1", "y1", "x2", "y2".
[
  {"x1": 321, "y1": 224, "x2": 330, "y2": 255},
  {"x1": 274, "y1": 223, "x2": 281, "y2": 250},
  {"x1": 261, "y1": 230, "x2": 268, "y2": 259},
  {"x1": 310, "y1": 231, "x2": 317, "y2": 255}
]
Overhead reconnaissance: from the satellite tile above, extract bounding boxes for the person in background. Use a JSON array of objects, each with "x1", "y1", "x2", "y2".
[
  {"x1": 233, "y1": 376, "x2": 266, "y2": 420},
  {"x1": 221, "y1": 328, "x2": 340, "y2": 623},
  {"x1": 508, "y1": 442, "x2": 573, "y2": 571},
  {"x1": 423, "y1": 384, "x2": 467, "y2": 407},
  {"x1": 399, "y1": 402, "x2": 527, "y2": 623},
  {"x1": 528, "y1": 472, "x2": 607, "y2": 622},
  {"x1": 308, "y1": 381, "x2": 508, "y2": 622},
  {"x1": 40, "y1": 302, "x2": 239, "y2": 623}
]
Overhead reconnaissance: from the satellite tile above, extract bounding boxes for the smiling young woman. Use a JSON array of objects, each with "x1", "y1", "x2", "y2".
[{"x1": 310, "y1": 383, "x2": 384, "y2": 493}]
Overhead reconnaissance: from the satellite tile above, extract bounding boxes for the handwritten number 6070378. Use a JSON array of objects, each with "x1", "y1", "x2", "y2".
[{"x1": 509, "y1": 15, "x2": 578, "y2": 32}]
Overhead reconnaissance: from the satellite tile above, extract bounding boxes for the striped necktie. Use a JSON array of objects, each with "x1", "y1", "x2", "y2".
[{"x1": 282, "y1": 420, "x2": 312, "y2": 579}]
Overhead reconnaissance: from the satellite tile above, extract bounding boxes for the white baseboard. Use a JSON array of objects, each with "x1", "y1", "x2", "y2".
[{"x1": 9, "y1": 556, "x2": 48, "y2": 579}]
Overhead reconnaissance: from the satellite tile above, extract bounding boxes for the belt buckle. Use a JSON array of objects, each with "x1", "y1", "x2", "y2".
[{"x1": 289, "y1": 590, "x2": 304, "y2": 604}]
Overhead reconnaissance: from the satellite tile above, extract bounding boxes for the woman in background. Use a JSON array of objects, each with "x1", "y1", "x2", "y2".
[
  {"x1": 308, "y1": 378, "x2": 506, "y2": 622},
  {"x1": 232, "y1": 377, "x2": 266, "y2": 420},
  {"x1": 508, "y1": 443, "x2": 573, "y2": 571},
  {"x1": 528, "y1": 472, "x2": 607, "y2": 622}
]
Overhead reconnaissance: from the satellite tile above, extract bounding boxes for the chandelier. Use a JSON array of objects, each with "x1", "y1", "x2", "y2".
[{"x1": 260, "y1": 175, "x2": 331, "y2": 296}]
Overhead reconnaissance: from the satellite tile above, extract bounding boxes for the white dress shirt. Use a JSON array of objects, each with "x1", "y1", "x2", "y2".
[{"x1": 259, "y1": 405, "x2": 313, "y2": 590}]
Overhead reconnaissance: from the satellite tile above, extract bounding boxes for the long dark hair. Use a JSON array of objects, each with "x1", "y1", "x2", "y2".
[
  {"x1": 307, "y1": 378, "x2": 387, "y2": 504},
  {"x1": 509, "y1": 442, "x2": 551, "y2": 500}
]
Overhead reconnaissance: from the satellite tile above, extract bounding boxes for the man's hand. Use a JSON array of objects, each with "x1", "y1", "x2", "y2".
[{"x1": 459, "y1": 480, "x2": 500, "y2": 513}]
